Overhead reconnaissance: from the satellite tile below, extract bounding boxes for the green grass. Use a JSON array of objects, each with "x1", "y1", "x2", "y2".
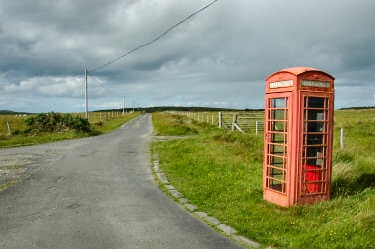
[
  {"x1": 151, "y1": 111, "x2": 375, "y2": 248},
  {"x1": 332, "y1": 109, "x2": 375, "y2": 196},
  {"x1": 0, "y1": 112, "x2": 141, "y2": 148},
  {"x1": 152, "y1": 112, "x2": 210, "y2": 135},
  {"x1": 0, "y1": 114, "x2": 31, "y2": 135}
]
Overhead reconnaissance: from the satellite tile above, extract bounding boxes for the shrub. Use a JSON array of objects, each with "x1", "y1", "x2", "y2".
[{"x1": 24, "y1": 112, "x2": 94, "y2": 134}]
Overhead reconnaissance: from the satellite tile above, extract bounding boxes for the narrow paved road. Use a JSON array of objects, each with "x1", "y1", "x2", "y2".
[{"x1": 0, "y1": 114, "x2": 245, "y2": 249}]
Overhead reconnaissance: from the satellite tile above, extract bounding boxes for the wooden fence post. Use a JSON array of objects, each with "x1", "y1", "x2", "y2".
[
  {"x1": 7, "y1": 122, "x2": 11, "y2": 135},
  {"x1": 219, "y1": 112, "x2": 222, "y2": 128},
  {"x1": 232, "y1": 114, "x2": 237, "y2": 131},
  {"x1": 341, "y1": 128, "x2": 345, "y2": 150}
]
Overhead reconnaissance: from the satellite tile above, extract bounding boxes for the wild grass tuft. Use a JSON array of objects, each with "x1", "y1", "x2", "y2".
[{"x1": 152, "y1": 112, "x2": 201, "y2": 136}]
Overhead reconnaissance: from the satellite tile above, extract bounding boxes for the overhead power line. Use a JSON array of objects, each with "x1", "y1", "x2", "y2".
[
  {"x1": 87, "y1": 72, "x2": 122, "y2": 97},
  {"x1": 88, "y1": 0, "x2": 219, "y2": 73}
]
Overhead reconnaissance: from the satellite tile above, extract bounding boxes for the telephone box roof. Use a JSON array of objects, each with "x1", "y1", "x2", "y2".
[{"x1": 267, "y1": 67, "x2": 335, "y2": 80}]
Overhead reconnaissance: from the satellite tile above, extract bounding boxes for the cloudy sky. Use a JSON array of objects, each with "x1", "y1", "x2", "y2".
[{"x1": 1, "y1": 0, "x2": 375, "y2": 113}]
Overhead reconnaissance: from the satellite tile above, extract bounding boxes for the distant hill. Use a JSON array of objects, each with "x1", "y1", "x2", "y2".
[
  {"x1": 0, "y1": 110, "x2": 30, "y2": 115},
  {"x1": 95, "y1": 106, "x2": 265, "y2": 113},
  {"x1": 338, "y1": 106, "x2": 375, "y2": 110}
]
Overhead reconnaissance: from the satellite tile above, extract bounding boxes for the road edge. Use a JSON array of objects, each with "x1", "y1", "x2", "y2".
[{"x1": 149, "y1": 148, "x2": 269, "y2": 249}]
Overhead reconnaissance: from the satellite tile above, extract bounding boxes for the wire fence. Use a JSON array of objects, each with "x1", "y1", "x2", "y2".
[
  {"x1": 167, "y1": 110, "x2": 265, "y2": 135},
  {"x1": 220, "y1": 112, "x2": 264, "y2": 134}
]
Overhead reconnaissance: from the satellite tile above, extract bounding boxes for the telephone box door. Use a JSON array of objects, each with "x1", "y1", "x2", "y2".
[
  {"x1": 299, "y1": 93, "x2": 333, "y2": 199},
  {"x1": 264, "y1": 92, "x2": 292, "y2": 205}
]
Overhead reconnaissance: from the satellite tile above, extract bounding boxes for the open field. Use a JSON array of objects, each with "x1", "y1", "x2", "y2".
[
  {"x1": 151, "y1": 110, "x2": 375, "y2": 248},
  {"x1": 0, "y1": 112, "x2": 141, "y2": 148}
]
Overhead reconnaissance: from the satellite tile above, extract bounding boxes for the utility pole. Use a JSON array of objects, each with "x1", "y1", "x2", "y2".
[
  {"x1": 133, "y1": 100, "x2": 135, "y2": 113},
  {"x1": 85, "y1": 69, "x2": 88, "y2": 119},
  {"x1": 123, "y1": 96, "x2": 125, "y2": 115}
]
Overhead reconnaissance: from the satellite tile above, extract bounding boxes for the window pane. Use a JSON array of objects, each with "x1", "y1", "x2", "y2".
[
  {"x1": 307, "y1": 122, "x2": 324, "y2": 132},
  {"x1": 271, "y1": 121, "x2": 286, "y2": 132},
  {"x1": 269, "y1": 179, "x2": 283, "y2": 192},
  {"x1": 302, "y1": 170, "x2": 322, "y2": 193},
  {"x1": 271, "y1": 144, "x2": 285, "y2": 155},
  {"x1": 308, "y1": 97, "x2": 325, "y2": 108},
  {"x1": 271, "y1": 133, "x2": 285, "y2": 143},
  {"x1": 272, "y1": 110, "x2": 285, "y2": 120},
  {"x1": 304, "y1": 134, "x2": 323, "y2": 145},
  {"x1": 308, "y1": 110, "x2": 325, "y2": 120},
  {"x1": 270, "y1": 168, "x2": 284, "y2": 180},
  {"x1": 271, "y1": 98, "x2": 285, "y2": 108},
  {"x1": 270, "y1": 156, "x2": 284, "y2": 167},
  {"x1": 304, "y1": 147, "x2": 323, "y2": 167}
]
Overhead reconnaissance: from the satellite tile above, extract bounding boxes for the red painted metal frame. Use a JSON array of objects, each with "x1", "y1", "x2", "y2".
[
  {"x1": 264, "y1": 67, "x2": 334, "y2": 207},
  {"x1": 297, "y1": 92, "x2": 334, "y2": 205},
  {"x1": 264, "y1": 92, "x2": 292, "y2": 207}
]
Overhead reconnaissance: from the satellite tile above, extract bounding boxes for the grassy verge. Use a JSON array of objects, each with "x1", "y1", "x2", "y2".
[
  {"x1": 151, "y1": 111, "x2": 375, "y2": 248},
  {"x1": 0, "y1": 112, "x2": 141, "y2": 148},
  {"x1": 152, "y1": 112, "x2": 211, "y2": 135}
]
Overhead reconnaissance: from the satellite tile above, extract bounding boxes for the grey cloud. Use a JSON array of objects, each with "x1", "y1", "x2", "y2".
[{"x1": 1, "y1": 0, "x2": 375, "y2": 112}]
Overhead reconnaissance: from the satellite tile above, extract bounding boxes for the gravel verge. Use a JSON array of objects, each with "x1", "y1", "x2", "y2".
[{"x1": 0, "y1": 137, "x2": 93, "y2": 192}]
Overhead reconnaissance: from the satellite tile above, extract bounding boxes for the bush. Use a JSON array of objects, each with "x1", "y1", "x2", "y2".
[
  {"x1": 24, "y1": 112, "x2": 94, "y2": 134},
  {"x1": 95, "y1": 121, "x2": 103, "y2": 126}
]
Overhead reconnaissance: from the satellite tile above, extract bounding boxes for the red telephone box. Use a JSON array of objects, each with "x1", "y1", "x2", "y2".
[{"x1": 263, "y1": 67, "x2": 335, "y2": 207}]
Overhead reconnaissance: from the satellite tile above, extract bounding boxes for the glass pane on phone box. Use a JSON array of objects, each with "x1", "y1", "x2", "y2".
[
  {"x1": 272, "y1": 98, "x2": 285, "y2": 108},
  {"x1": 269, "y1": 179, "x2": 283, "y2": 191},
  {"x1": 308, "y1": 97, "x2": 325, "y2": 108},
  {"x1": 271, "y1": 133, "x2": 285, "y2": 143},
  {"x1": 271, "y1": 156, "x2": 283, "y2": 167},
  {"x1": 272, "y1": 110, "x2": 285, "y2": 120},
  {"x1": 270, "y1": 168, "x2": 284, "y2": 180},
  {"x1": 308, "y1": 110, "x2": 324, "y2": 120},
  {"x1": 271, "y1": 144, "x2": 284, "y2": 155},
  {"x1": 272, "y1": 121, "x2": 285, "y2": 132},
  {"x1": 308, "y1": 122, "x2": 324, "y2": 132},
  {"x1": 306, "y1": 134, "x2": 323, "y2": 145},
  {"x1": 303, "y1": 146, "x2": 322, "y2": 157}
]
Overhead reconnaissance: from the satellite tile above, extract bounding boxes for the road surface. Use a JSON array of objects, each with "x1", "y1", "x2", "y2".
[{"x1": 0, "y1": 114, "x2": 245, "y2": 249}]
